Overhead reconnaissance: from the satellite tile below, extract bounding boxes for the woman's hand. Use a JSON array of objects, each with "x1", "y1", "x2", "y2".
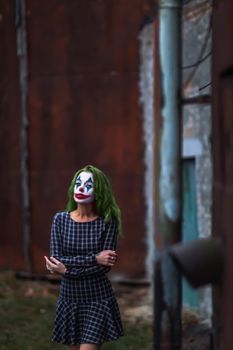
[
  {"x1": 96, "y1": 250, "x2": 117, "y2": 267},
  {"x1": 44, "y1": 256, "x2": 67, "y2": 275}
]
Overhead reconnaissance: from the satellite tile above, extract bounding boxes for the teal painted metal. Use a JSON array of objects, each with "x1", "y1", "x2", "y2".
[{"x1": 182, "y1": 159, "x2": 199, "y2": 308}]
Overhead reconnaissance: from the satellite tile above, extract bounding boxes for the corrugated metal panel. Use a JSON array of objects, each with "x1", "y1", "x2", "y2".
[
  {"x1": 212, "y1": 74, "x2": 233, "y2": 350},
  {"x1": 0, "y1": 0, "x2": 154, "y2": 279},
  {"x1": 26, "y1": 0, "x2": 152, "y2": 278},
  {"x1": 212, "y1": 1, "x2": 233, "y2": 348},
  {"x1": 0, "y1": 0, "x2": 24, "y2": 269}
]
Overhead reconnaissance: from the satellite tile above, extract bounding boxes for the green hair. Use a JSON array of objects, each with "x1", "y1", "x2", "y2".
[{"x1": 66, "y1": 165, "x2": 122, "y2": 235}]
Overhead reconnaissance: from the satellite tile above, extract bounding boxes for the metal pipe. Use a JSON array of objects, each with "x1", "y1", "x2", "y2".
[
  {"x1": 154, "y1": 0, "x2": 182, "y2": 349},
  {"x1": 159, "y1": 0, "x2": 182, "y2": 238}
]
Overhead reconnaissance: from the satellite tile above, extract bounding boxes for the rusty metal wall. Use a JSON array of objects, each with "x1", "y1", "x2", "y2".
[
  {"x1": 0, "y1": 1, "x2": 24, "y2": 270},
  {"x1": 212, "y1": 0, "x2": 233, "y2": 349},
  {"x1": 20, "y1": 0, "x2": 153, "y2": 278}
]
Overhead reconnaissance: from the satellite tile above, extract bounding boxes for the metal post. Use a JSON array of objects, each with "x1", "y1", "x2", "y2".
[{"x1": 154, "y1": 0, "x2": 182, "y2": 349}]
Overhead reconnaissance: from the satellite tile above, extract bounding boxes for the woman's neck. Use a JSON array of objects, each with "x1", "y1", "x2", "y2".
[{"x1": 72, "y1": 203, "x2": 97, "y2": 221}]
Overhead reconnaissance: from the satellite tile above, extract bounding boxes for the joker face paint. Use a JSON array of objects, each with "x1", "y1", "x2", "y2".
[{"x1": 73, "y1": 171, "x2": 95, "y2": 204}]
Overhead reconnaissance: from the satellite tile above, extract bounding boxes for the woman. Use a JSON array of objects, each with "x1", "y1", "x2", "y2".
[{"x1": 44, "y1": 165, "x2": 123, "y2": 350}]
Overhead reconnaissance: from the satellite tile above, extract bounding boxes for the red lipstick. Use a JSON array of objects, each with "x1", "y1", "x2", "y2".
[{"x1": 74, "y1": 193, "x2": 90, "y2": 200}]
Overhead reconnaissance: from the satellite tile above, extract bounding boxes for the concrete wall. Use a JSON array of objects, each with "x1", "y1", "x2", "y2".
[{"x1": 182, "y1": 0, "x2": 212, "y2": 317}]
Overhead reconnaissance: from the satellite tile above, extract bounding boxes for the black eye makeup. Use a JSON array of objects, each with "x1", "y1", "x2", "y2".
[
  {"x1": 74, "y1": 175, "x2": 94, "y2": 191},
  {"x1": 85, "y1": 183, "x2": 93, "y2": 191}
]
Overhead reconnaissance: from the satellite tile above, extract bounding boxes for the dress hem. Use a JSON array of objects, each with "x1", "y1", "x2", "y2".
[{"x1": 51, "y1": 332, "x2": 124, "y2": 346}]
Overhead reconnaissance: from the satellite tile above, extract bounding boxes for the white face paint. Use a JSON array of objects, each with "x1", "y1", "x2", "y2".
[{"x1": 73, "y1": 171, "x2": 95, "y2": 204}]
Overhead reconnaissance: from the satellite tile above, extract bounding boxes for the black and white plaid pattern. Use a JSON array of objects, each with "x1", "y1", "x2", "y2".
[{"x1": 50, "y1": 212, "x2": 123, "y2": 345}]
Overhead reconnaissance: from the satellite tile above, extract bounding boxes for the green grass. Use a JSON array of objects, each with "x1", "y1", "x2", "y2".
[{"x1": 0, "y1": 295, "x2": 152, "y2": 350}]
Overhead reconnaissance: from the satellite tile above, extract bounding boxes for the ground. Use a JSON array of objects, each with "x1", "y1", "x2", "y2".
[{"x1": 0, "y1": 271, "x2": 210, "y2": 349}]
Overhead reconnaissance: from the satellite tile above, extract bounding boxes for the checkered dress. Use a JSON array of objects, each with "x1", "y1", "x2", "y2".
[{"x1": 50, "y1": 211, "x2": 123, "y2": 346}]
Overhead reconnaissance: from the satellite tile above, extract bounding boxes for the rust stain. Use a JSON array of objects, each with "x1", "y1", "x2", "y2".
[
  {"x1": 0, "y1": 0, "x2": 24, "y2": 270},
  {"x1": 26, "y1": 0, "x2": 150, "y2": 277},
  {"x1": 0, "y1": 0, "x2": 154, "y2": 280},
  {"x1": 212, "y1": 0, "x2": 233, "y2": 348}
]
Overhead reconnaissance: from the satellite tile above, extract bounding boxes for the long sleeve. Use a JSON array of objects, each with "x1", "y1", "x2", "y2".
[
  {"x1": 65, "y1": 219, "x2": 118, "y2": 279},
  {"x1": 50, "y1": 213, "x2": 97, "y2": 267}
]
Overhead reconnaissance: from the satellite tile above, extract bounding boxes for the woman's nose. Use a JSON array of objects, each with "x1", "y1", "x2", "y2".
[{"x1": 79, "y1": 186, "x2": 84, "y2": 193}]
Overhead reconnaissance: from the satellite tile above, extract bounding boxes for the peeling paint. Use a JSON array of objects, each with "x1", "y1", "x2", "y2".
[
  {"x1": 138, "y1": 21, "x2": 155, "y2": 280},
  {"x1": 16, "y1": 0, "x2": 32, "y2": 272}
]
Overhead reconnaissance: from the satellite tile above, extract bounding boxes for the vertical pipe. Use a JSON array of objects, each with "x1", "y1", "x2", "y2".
[
  {"x1": 16, "y1": 0, "x2": 32, "y2": 272},
  {"x1": 159, "y1": 0, "x2": 182, "y2": 237},
  {"x1": 154, "y1": 0, "x2": 182, "y2": 348}
]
